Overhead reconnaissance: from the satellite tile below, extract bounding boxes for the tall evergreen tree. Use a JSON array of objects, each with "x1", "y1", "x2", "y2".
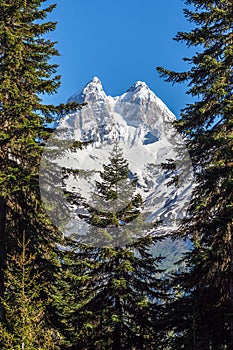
[
  {"x1": 59, "y1": 144, "x2": 167, "y2": 349},
  {"x1": 0, "y1": 0, "x2": 80, "y2": 335},
  {"x1": 157, "y1": 1, "x2": 233, "y2": 348}
]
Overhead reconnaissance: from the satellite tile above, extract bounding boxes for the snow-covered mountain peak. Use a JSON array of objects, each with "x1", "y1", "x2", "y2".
[
  {"x1": 68, "y1": 76, "x2": 106, "y2": 104},
  {"x1": 91, "y1": 76, "x2": 102, "y2": 84},
  {"x1": 127, "y1": 80, "x2": 149, "y2": 92},
  {"x1": 67, "y1": 78, "x2": 172, "y2": 119},
  {"x1": 64, "y1": 78, "x2": 176, "y2": 142},
  {"x1": 118, "y1": 80, "x2": 163, "y2": 108}
]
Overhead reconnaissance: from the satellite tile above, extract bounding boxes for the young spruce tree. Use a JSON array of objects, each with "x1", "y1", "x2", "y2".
[
  {"x1": 157, "y1": 1, "x2": 233, "y2": 349},
  {"x1": 60, "y1": 144, "x2": 167, "y2": 349}
]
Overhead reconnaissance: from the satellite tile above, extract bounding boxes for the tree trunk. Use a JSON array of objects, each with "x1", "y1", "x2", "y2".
[
  {"x1": 0, "y1": 197, "x2": 7, "y2": 320},
  {"x1": 113, "y1": 252, "x2": 122, "y2": 350},
  {"x1": 228, "y1": 223, "x2": 233, "y2": 348},
  {"x1": 112, "y1": 295, "x2": 122, "y2": 350}
]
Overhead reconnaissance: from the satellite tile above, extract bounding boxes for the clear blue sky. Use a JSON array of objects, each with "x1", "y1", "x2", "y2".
[{"x1": 44, "y1": 0, "x2": 195, "y2": 116}]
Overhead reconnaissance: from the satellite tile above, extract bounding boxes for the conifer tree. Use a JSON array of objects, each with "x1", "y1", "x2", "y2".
[
  {"x1": 74, "y1": 143, "x2": 144, "y2": 247},
  {"x1": 59, "y1": 144, "x2": 167, "y2": 349},
  {"x1": 157, "y1": 1, "x2": 233, "y2": 348},
  {"x1": 0, "y1": 234, "x2": 57, "y2": 350},
  {"x1": 0, "y1": 0, "x2": 80, "y2": 330}
]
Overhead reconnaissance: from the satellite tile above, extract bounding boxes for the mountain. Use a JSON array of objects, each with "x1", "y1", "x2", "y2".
[
  {"x1": 66, "y1": 77, "x2": 176, "y2": 145},
  {"x1": 40, "y1": 77, "x2": 193, "y2": 267}
]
